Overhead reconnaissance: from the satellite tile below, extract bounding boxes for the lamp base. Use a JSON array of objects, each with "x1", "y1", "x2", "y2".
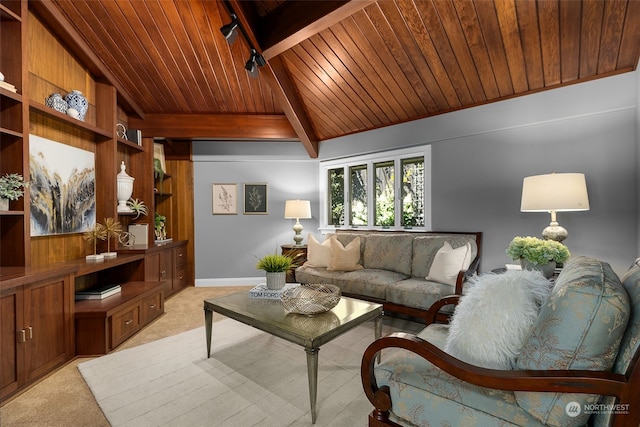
[
  {"x1": 292, "y1": 220, "x2": 304, "y2": 246},
  {"x1": 542, "y1": 222, "x2": 568, "y2": 243}
]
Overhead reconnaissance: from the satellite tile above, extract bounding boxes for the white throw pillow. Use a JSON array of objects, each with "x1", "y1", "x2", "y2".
[
  {"x1": 444, "y1": 270, "x2": 553, "y2": 369},
  {"x1": 305, "y1": 234, "x2": 333, "y2": 268},
  {"x1": 327, "y1": 237, "x2": 363, "y2": 271},
  {"x1": 426, "y1": 241, "x2": 472, "y2": 286}
]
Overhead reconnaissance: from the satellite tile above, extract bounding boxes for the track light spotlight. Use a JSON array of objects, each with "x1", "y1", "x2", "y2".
[
  {"x1": 245, "y1": 49, "x2": 266, "y2": 78},
  {"x1": 220, "y1": 14, "x2": 239, "y2": 44}
]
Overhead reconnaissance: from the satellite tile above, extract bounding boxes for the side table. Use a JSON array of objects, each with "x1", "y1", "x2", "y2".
[{"x1": 281, "y1": 244, "x2": 307, "y2": 283}]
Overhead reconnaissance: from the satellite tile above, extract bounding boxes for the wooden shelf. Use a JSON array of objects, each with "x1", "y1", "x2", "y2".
[
  {"x1": 0, "y1": 210, "x2": 24, "y2": 216},
  {"x1": 117, "y1": 137, "x2": 144, "y2": 152},
  {"x1": 74, "y1": 281, "x2": 160, "y2": 315},
  {"x1": 0, "y1": 3, "x2": 21, "y2": 21},
  {"x1": 29, "y1": 101, "x2": 113, "y2": 140},
  {"x1": 0, "y1": 87, "x2": 21, "y2": 100},
  {"x1": 0, "y1": 127, "x2": 22, "y2": 138}
]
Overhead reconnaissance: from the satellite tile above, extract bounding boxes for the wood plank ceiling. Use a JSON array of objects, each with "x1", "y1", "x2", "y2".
[{"x1": 43, "y1": 0, "x2": 640, "y2": 158}]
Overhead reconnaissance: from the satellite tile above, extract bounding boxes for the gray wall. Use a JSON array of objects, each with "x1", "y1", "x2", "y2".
[
  {"x1": 193, "y1": 142, "x2": 319, "y2": 283},
  {"x1": 194, "y1": 69, "x2": 639, "y2": 281}
]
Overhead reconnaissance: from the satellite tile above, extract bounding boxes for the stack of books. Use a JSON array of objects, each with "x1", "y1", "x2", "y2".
[
  {"x1": 75, "y1": 284, "x2": 121, "y2": 300},
  {"x1": 0, "y1": 80, "x2": 17, "y2": 93},
  {"x1": 249, "y1": 283, "x2": 299, "y2": 299}
]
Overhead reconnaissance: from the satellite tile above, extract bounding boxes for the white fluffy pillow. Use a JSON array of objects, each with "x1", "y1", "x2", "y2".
[
  {"x1": 426, "y1": 241, "x2": 472, "y2": 286},
  {"x1": 305, "y1": 234, "x2": 333, "y2": 268},
  {"x1": 327, "y1": 237, "x2": 363, "y2": 271},
  {"x1": 444, "y1": 270, "x2": 553, "y2": 369}
]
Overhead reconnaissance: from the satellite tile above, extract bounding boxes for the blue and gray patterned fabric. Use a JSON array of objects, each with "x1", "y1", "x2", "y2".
[
  {"x1": 373, "y1": 256, "x2": 635, "y2": 427},
  {"x1": 295, "y1": 232, "x2": 478, "y2": 309}
]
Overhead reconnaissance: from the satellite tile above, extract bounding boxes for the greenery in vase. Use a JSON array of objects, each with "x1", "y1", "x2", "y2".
[
  {"x1": 506, "y1": 236, "x2": 570, "y2": 265},
  {"x1": 154, "y1": 211, "x2": 167, "y2": 240},
  {"x1": 153, "y1": 158, "x2": 164, "y2": 181},
  {"x1": 0, "y1": 173, "x2": 29, "y2": 200},
  {"x1": 127, "y1": 197, "x2": 148, "y2": 220},
  {"x1": 256, "y1": 253, "x2": 294, "y2": 272}
]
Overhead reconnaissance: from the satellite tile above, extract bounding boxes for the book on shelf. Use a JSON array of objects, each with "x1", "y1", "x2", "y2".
[
  {"x1": 249, "y1": 283, "x2": 299, "y2": 299},
  {"x1": 0, "y1": 80, "x2": 17, "y2": 93},
  {"x1": 75, "y1": 284, "x2": 122, "y2": 300}
]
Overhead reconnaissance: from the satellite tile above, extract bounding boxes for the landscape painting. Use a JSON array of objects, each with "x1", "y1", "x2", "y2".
[{"x1": 29, "y1": 135, "x2": 96, "y2": 236}]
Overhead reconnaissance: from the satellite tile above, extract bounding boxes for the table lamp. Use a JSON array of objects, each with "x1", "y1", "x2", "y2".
[
  {"x1": 284, "y1": 200, "x2": 312, "y2": 246},
  {"x1": 520, "y1": 173, "x2": 589, "y2": 242}
]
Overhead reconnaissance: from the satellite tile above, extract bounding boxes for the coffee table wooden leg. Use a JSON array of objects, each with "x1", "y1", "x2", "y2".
[
  {"x1": 204, "y1": 307, "x2": 213, "y2": 358},
  {"x1": 305, "y1": 347, "x2": 319, "y2": 424}
]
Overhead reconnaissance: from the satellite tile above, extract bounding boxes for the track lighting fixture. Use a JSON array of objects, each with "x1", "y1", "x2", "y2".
[
  {"x1": 220, "y1": 14, "x2": 239, "y2": 44},
  {"x1": 245, "y1": 49, "x2": 266, "y2": 78}
]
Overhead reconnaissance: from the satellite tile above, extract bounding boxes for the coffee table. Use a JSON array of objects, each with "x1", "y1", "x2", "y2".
[{"x1": 203, "y1": 291, "x2": 383, "y2": 424}]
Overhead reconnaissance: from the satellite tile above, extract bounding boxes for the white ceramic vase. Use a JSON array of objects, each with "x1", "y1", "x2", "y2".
[
  {"x1": 116, "y1": 161, "x2": 134, "y2": 212},
  {"x1": 520, "y1": 259, "x2": 556, "y2": 279},
  {"x1": 0, "y1": 198, "x2": 8, "y2": 211},
  {"x1": 265, "y1": 272, "x2": 286, "y2": 290}
]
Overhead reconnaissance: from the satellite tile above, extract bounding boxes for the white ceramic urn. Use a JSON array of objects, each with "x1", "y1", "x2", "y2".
[{"x1": 117, "y1": 161, "x2": 134, "y2": 212}]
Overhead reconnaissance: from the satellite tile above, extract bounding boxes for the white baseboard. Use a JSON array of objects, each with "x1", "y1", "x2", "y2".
[{"x1": 195, "y1": 277, "x2": 264, "y2": 287}]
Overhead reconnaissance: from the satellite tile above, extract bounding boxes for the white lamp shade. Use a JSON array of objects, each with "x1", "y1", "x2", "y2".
[
  {"x1": 521, "y1": 173, "x2": 590, "y2": 212},
  {"x1": 284, "y1": 199, "x2": 311, "y2": 219}
]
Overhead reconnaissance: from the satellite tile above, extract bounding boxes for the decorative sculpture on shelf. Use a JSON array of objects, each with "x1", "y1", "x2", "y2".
[
  {"x1": 117, "y1": 161, "x2": 134, "y2": 213},
  {"x1": 83, "y1": 222, "x2": 107, "y2": 261},
  {"x1": 101, "y1": 217, "x2": 122, "y2": 258}
]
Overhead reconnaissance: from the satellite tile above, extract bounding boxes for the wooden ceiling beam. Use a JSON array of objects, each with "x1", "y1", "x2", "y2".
[
  {"x1": 129, "y1": 114, "x2": 298, "y2": 140},
  {"x1": 225, "y1": 0, "x2": 319, "y2": 158},
  {"x1": 259, "y1": 0, "x2": 377, "y2": 60}
]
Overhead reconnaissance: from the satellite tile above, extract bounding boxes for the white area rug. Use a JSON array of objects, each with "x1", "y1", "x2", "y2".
[{"x1": 79, "y1": 318, "x2": 397, "y2": 426}]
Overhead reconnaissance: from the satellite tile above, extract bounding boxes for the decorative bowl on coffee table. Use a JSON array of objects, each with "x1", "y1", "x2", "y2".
[{"x1": 280, "y1": 283, "x2": 341, "y2": 315}]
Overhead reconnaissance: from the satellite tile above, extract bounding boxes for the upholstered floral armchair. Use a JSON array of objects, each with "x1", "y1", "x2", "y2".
[{"x1": 361, "y1": 256, "x2": 640, "y2": 427}]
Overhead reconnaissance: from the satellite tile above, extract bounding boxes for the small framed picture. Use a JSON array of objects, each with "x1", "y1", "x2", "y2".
[
  {"x1": 212, "y1": 183, "x2": 237, "y2": 215},
  {"x1": 244, "y1": 183, "x2": 268, "y2": 214}
]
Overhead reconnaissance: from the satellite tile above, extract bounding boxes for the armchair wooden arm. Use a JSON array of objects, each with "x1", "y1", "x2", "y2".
[
  {"x1": 361, "y1": 332, "x2": 640, "y2": 427},
  {"x1": 454, "y1": 252, "x2": 480, "y2": 295}
]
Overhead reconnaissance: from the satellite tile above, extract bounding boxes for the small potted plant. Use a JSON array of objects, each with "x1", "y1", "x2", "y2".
[
  {"x1": 256, "y1": 253, "x2": 294, "y2": 290},
  {"x1": 154, "y1": 211, "x2": 168, "y2": 242},
  {"x1": 0, "y1": 173, "x2": 29, "y2": 211},
  {"x1": 506, "y1": 236, "x2": 570, "y2": 278},
  {"x1": 127, "y1": 197, "x2": 148, "y2": 220}
]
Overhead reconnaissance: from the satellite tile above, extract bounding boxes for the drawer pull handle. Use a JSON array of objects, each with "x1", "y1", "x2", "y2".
[
  {"x1": 179, "y1": 275, "x2": 184, "y2": 280},
  {"x1": 125, "y1": 319, "x2": 133, "y2": 325},
  {"x1": 178, "y1": 253, "x2": 183, "y2": 257},
  {"x1": 27, "y1": 326, "x2": 33, "y2": 340},
  {"x1": 149, "y1": 304, "x2": 156, "y2": 309},
  {"x1": 18, "y1": 329, "x2": 26, "y2": 343}
]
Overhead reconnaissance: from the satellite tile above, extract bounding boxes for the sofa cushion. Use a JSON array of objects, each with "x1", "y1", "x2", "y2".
[
  {"x1": 294, "y1": 265, "x2": 344, "y2": 285},
  {"x1": 444, "y1": 270, "x2": 552, "y2": 369},
  {"x1": 426, "y1": 241, "x2": 472, "y2": 285},
  {"x1": 335, "y1": 269, "x2": 407, "y2": 300},
  {"x1": 305, "y1": 234, "x2": 333, "y2": 268},
  {"x1": 385, "y1": 278, "x2": 456, "y2": 311},
  {"x1": 327, "y1": 237, "x2": 363, "y2": 271},
  {"x1": 333, "y1": 233, "x2": 366, "y2": 265},
  {"x1": 412, "y1": 236, "x2": 478, "y2": 279},
  {"x1": 362, "y1": 234, "x2": 413, "y2": 276},
  {"x1": 515, "y1": 256, "x2": 630, "y2": 427},
  {"x1": 375, "y1": 324, "x2": 544, "y2": 427}
]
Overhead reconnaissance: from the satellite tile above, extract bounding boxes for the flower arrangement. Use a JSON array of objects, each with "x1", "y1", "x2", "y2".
[
  {"x1": 256, "y1": 253, "x2": 294, "y2": 272},
  {"x1": 0, "y1": 173, "x2": 29, "y2": 200},
  {"x1": 506, "y1": 236, "x2": 570, "y2": 265}
]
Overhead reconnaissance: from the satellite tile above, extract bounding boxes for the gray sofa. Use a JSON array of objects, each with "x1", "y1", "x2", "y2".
[{"x1": 295, "y1": 230, "x2": 482, "y2": 322}]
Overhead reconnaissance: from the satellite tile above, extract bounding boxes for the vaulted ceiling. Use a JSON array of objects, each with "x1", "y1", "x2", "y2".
[{"x1": 36, "y1": 0, "x2": 640, "y2": 158}]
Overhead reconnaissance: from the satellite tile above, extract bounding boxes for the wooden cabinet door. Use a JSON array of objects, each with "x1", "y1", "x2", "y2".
[
  {"x1": 159, "y1": 249, "x2": 174, "y2": 294},
  {"x1": 145, "y1": 253, "x2": 161, "y2": 282},
  {"x1": 0, "y1": 288, "x2": 24, "y2": 400},
  {"x1": 23, "y1": 275, "x2": 73, "y2": 383}
]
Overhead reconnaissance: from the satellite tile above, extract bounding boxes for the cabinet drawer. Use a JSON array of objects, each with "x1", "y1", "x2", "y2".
[
  {"x1": 111, "y1": 306, "x2": 140, "y2": 348},
  {"x1": 175, "y1": 265, "x2": 187, "y2": 289},
  {"x1": 141, "y1": 292, "x2": 163, "y2": 324},
  {"x1": 175, "y1": 246, "x2": 187, "y2": 268}
]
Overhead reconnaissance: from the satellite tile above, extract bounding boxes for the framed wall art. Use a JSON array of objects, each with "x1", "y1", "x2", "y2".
[
  {"x1": 29, "y1": 134, "x2": 96, "y2": 236},
  {"x1": 243, "y1": 183, "x2": 267, "y2": 214},
  {"x1": 212, "y1": 183, "x2": 237, "y2": 215}
]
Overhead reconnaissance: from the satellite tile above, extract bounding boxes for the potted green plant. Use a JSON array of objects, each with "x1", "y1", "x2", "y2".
[
  {"x1": 127, "y1": 197, "x2": 148, "y2": 220},
  {"x1": 506, "y1": 236, "x2": 570, "y2": 278},
  {"x1": 0, "y1": 173, "x2": 29, "y2": 211},
  {"x1": 256, "y1": 253, "x2": 294, "y2": 290},
  {"x1": 154, "y1": 211, "x2": 167, "y2": 242}
]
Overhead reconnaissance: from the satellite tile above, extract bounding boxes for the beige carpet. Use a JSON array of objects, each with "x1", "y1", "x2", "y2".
[
  {"x1": 0, "y1": 286, "x2": 250, "y2": 427},
  {"x1": 78, "y1": 318, "x2": 387, "y2": 426}
]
